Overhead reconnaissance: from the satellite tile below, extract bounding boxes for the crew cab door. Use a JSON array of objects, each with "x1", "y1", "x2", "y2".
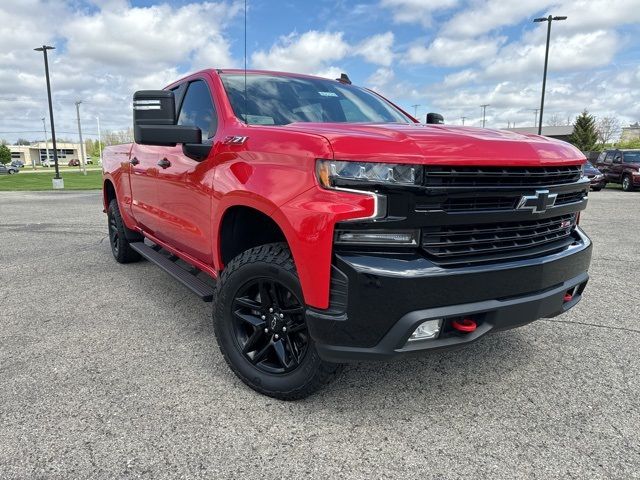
[
  {"x1": 611, "y1": 151, "x2": 623, "y2": 182},
  {"x1": 152, "y1": 79, "x2": 218, "y2": 263},
  {"x1": 128, "y1": 143, "x2": 161, "y2": 233},
  {"x1": 600, "y1": 151, "x2": 614, "y2": 181}
]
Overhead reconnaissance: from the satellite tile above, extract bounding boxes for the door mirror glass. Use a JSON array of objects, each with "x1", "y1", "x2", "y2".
[
  {"x1": 133, "y1": 90, "x2": 202, "y2": 146},
  {"x1": 426, "y1": 113, "x2": 444, "y2": 124}
]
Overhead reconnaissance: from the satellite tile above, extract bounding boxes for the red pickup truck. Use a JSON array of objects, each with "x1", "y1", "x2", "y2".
[{"x1": 102, "y1": 69, "x2": 592, "y2": 399}]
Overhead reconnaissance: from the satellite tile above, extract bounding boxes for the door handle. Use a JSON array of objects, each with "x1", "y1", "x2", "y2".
[
  {"x1": 130, "y1": 157, "x2": 139, "y2": 166},
  {"x1": 157, "y1": 158, "x2": 171, "y2": 169}
]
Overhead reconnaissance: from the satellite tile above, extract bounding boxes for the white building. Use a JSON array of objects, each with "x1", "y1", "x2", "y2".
[{"x1": 8, "y1": 142, "x2": 83, "y2": 167}]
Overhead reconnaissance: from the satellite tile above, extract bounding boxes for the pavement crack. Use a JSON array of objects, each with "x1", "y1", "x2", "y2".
[{"x1": 541, "y1": 318, "x2": 640, "y2": 334}]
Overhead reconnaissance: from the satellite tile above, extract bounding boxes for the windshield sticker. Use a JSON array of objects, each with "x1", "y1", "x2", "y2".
[{"x1": 318, "y1": 91, "x2": 338, "y2": 97}]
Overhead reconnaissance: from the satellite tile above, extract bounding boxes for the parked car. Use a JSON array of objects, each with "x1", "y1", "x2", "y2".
[
  {"x1": 584, "y1": 161, "x2": 605, "y2": 191},
  {"x1": 103, "y1": 69, "x2": 592, "y2": 399},
  {"x1": 68, "y1": 158, "x2": 80, "y2": 167},
  {"x1": 0, "y1": 164, "x2": 20, "y2": 174},
  {"x1": 10, "y1": 159, "x2": 25, "y2": 168},
  {"x1": 595, "y1": 149, "x2": 640, "y2": 191},
  {"x1": 86, "y1": 156, "x2": 93, "y2": 164}
]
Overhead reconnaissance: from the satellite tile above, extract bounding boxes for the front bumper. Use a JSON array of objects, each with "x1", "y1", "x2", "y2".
[{"x1": 307, "y1": 227, "x2": 592, "y2": 363}]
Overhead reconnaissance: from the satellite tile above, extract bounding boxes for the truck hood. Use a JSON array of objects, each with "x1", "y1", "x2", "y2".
[{"x1": 282, "y1": 122, "x2": 585, "y2": 166}]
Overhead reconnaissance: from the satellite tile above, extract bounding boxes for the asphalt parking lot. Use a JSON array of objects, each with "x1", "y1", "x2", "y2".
[{"x1": 1, "y1": 189, "x2": 639, "y2": 479}]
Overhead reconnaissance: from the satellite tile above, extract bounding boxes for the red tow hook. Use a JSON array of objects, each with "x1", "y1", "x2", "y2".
[
  {"x1": 451, "y1": 318, "x2": 477, "y2": 333},
  {"x1": 564, "y1": 293, "x2": 574, "y2": 302}
]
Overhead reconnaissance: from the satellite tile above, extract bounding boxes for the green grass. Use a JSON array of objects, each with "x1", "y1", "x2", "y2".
[{"x1": 0, "y1": 169, "x2": 102, "y2": 191}]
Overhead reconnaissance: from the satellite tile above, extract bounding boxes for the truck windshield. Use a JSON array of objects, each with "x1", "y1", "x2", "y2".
[{"x1": 220, "y1": 74, "x2": 412, "y2": 126}]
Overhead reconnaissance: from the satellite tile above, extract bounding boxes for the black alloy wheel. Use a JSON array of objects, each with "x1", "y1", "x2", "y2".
[
  {"x1": 231, "y1": 278, "x2": 308, "y2": 374},
  {"x1": 213, "y1": 243, "x2": 342, "y2": 400},
  {"x1": 108, "y1": 212, "x2": 120, "y2": 256}
]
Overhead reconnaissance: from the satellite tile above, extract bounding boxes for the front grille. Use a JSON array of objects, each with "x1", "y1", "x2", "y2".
[
  {"x1": 556, "y1": 191, "x2": 587, "y2": 205},
  {"x1": 422, "y1": 214, "x2": 577, "y2": 266},
  {"x1": 417, "y1": 190, "x2": 587, "y2": 213},
  {"x1": 423, "y1": 166, "x2": 582, "y2": 187}
]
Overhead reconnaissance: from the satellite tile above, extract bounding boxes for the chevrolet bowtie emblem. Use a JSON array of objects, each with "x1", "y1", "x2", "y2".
[{"x1": 517, "y1": 189, "x2": 557, "y2": 214}]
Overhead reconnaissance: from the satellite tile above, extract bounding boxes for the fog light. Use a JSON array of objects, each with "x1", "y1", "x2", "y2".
[
  {"x1": 408, "y1": 319, "x2": 442, "y2": 341},
  {"x1": 335, "y1": 229, "x2": 419, "y2": 246}
]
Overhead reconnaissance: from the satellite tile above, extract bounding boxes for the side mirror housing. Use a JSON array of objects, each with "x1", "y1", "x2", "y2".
[
  {"x1": 426, "y1": 113, "x2": 444, "y2": 124},
  {"x1": 133, "y1": 90, "x2": 202, "y2": 147}
]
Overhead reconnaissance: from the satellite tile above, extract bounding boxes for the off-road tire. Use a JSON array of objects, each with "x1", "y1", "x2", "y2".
[
  {"x1": 622, "y1": 174, "x2": 634, "y2": 192},
  {"x1": 107, "y1": 199, "x2": 142, "y2": 264},
  {"x1": 213, "y1": 243, "x2": 342, "y2": 400}
]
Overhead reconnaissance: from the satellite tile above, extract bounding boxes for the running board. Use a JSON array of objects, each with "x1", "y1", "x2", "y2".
[{"x1": 130, "y1": 242, "x2": 215, "y2": 302}]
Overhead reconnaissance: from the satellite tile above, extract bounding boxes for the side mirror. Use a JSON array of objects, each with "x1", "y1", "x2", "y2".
[
  {"x1": 426, "y1": 113, "x2": 444, "y2": 125},
  {"x1": 133, "y1": 90, "x2": 201, "y2": 147}
]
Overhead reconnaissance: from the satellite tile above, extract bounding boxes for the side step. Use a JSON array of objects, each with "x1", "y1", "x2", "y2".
[{"x1": 130, "y1": 242, "x2": 215, "y2": 302}]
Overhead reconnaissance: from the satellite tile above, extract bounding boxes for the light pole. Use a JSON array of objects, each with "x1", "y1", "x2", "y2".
[
  {"x1": 411, "y1": 104, "x2": 420, "y2": 118},
  {"x1": 96, "y1": 116, "x2": 103, "y2": 165},
  {"x1": 461, "y1": 116, "x2": 467, "y2": 126},
  {"x1": 40, "y1": 117, "x2": 50, "y2": 171},
  {"x1": 75, "y1": 101, "x2": 87, "y2": 175},
  {"x1": 533, "y1": 15, "x2": 567, "y2": 135},
  {"x1": 480, "y1": 104, "x2": 489, "y2": 128},
  {"x1": 34, "y1": 45, "x2": 62, "y2": 188}
]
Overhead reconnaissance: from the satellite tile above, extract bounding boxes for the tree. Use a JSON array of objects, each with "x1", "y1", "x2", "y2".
[
  {"x1": 569, "y1": 110, "x2": 598, "y2": 152},
  {"x1": 0, "y1": 144, "x2": 11, "y2": 165},
  {"x1": 546, "y1": 114, "x2": 564, "y2": 126},
  {"x1": 596, "y1": 116, "x2": 621, "y2": 147},
  {"x1": 15, "y1": 138, "x2": 31, "y2": 145}
]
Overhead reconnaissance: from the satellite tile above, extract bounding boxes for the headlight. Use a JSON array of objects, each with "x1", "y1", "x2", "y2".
[{"x1": 316, "y1": 160, "x2": 420, "y2": 188}]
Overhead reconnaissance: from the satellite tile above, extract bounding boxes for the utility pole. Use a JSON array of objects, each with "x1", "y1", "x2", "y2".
[
  {"x1": 96, "y1": 116, "x2": 103, "y2": 165},
  {"x1": 75, "y1": 101, "x2": 87, "y2": 175},
  {"x1": 480, "y1": 104, "x2": 489, "y2": 128},
  {"x1": 411, "y1": 104, "x2": 420, "y2": 119},
  {"x1": 461, "y1": 116, "x2": 467, "y2": 126},
  {"x1": 34, "y1": 45, "x2": 62, "y2": 188},
  {"x1": 40, "y1": 117, "x2": 49, "y2": 171},
  {"x1": 533, "y1": 14, "x2": 567, "y2": 134},
  {"x1": 529, "y1": 108, "x2": 540, "y2": 128}
]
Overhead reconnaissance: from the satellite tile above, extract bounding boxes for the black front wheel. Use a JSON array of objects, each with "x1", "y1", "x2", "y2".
[
  {"x1": 213, "y1": 243, "x2": 342, "y2": 400},
  {"x1": 107, "y1": 199, "x2": 142, "y2": 264},
  {"x1": 622, "y1": 175, "x2": 634, "y2": 192}
]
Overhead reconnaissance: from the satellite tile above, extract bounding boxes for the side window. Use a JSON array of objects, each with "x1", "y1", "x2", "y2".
[
  {"x1": 613, "y1": 153, "x2": 622, "y2": 163},
  {"x1": 177, "y1": 80, "x2": 217, "y2": 139},
  {"x1": 604, "y1": 152, "x2": 614, "y2": 164}
]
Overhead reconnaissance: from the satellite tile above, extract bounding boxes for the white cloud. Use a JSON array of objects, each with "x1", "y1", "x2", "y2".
[
  {"x1": 380, "y1": 0, "x2": 459, "y2": 27},
  {"x1": 442, "y1": 0, "x2": 555, "y2": 37},
  {"x1": 355, "y1": 32, "x2": 394, "y2": 66},
  {"x1": 406, "y1": 36, "x2": 505, "y2": 67},
  {"x1": 251, "y1": 31, "x2": 349, "y2": 75},
  {"x1": 0, "y1": 0, "x2": 241, "y2": 142}
]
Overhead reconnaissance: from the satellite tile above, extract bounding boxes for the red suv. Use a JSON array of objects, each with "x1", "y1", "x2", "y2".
[
  {"x1": 102, "y1": 69, "x2": 592, "y2": 399},
  {"x1": 595, "y1": 149, "x2": 640, "y2": 191}
]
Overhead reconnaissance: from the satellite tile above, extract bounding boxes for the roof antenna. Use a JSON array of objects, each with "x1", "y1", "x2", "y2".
[
  {"x1": 336, "y1": 73, "x2": 351, "y2": 85},
  {"x1": 244, "y1": 0, "x2": 248, "y2": 125}
]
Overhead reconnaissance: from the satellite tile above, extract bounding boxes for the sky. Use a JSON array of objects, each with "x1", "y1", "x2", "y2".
[{"x1": 1, "y1": 0, "x2": 639, "y2": 143}]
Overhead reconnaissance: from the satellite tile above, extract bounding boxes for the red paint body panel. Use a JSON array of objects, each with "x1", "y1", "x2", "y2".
[{"x1": 102, "y1": 68, "x2": 586, "y2": 310}]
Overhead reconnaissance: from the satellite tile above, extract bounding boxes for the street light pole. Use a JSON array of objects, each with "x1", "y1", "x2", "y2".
[
  {"x1": 96, "y1": 116, "x2": 103, "y2": 165},
  {"x1": 40, "y1": 117, "x2": 49, "y2": 171},
  {"x1": 480, "y1": 104, "x2": 489, "y2": 128},
  {"x1": 461, "y1": 116, "x2": 467, "y2": 126},
  {"x1": 411, "y1": 104, "x2": 420, "y2": 118},
  {"x1": 34, "y1": 45, "x2": 62, "y2": 187},
  {"x1": 75, "y1": 101, "x2": 87, "y2": 175},
  {"x1": 533, "y1": 15, "x2": 567, "y2": 135}
]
